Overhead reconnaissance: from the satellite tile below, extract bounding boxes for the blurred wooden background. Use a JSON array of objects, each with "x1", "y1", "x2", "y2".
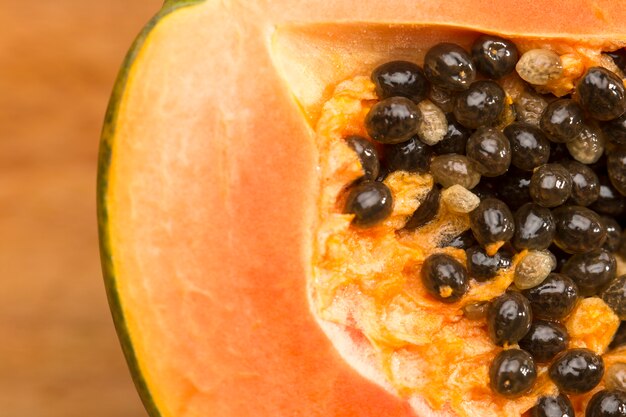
[{"x1": 0, "y1": 1, "x2": 161, "y2": 416}]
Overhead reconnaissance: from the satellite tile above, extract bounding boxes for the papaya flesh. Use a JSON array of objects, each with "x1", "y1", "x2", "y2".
[{"x1": 98, "y1": 1, "x2": 626, "y2": 416}]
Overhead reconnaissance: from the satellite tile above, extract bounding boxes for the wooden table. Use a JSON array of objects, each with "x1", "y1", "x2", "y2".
[{"x1": 0, "y1": 1, "x2": 160, "y2": 416}]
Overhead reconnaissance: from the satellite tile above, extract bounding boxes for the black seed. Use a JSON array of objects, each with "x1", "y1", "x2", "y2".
[
  {"x1": 382, "y1": 135, "x2": 433, "y2": 174},
  {"x1": 371, "y1": 60, "x2": 429, "y2": 102},
  {"x1": 431, "y1": 154, "x2": 481, "y2": 189},
  {"x1": 499, "y1": 247, "x2": 515, "y2": 270},
  {"x1": 610, "y1": 321, "x2": 626, "y2": 349},
  {"x1": 487, "y1": 292, "x2": 532, "y2": 346},
  {"x1": 432, "y1": 114, "x2": 470, "y2": 155},
  {"x1": 466, "y1": 245, "x2": 502, "y2": 281},
  {"x1": 553, "y1": 205, "x2": 607, "y2": 254},
  {"x1": 560, "y1": 159, "x2": 600, "y2": 206},
  {"x1": 495, "y1": 168, "x2": 533, "y2": 210},
  {"x1": 489, "y1": 348, "x2": 537, "y2": 398},
  {"x1": 540, "y1": 99, "x2": 585, "y2": 143},
  {"x1": 605, "y1": 113, "x2": 626, "y2": 145},
  {"x1": 562, "y1": 249, "x2": 617, "y2": 296},
  {"x1": 420, "y1": 253, "x2": 468, "y2": 303},
  {"x1": 577, "y1": 67, "x2": 626, "y2": 121},
  {"x1": 365, "y1": 97, "x2": 420, "y2": 144},
  {"x1": 531, "y1": 394, "x2": 574, "y2": 417},
  {"x1": 471, "y1": 35, "x2": 519, "y2": 79},
  {"x1": 608, "y1": 146, "x2": 626, "y2": 196},
  {"x1": 586, "y1": 389, "x2": 626, "y2": 417},
  {"x1": 469, "y1": 198, "x2": 515, "y2": 246},
  {"x1": 472, "y1": 179, "x2": 498, "y2": 200},
  {"x1": 344, "y1": 181, "x2": 393, "y2": 227},
  {"x1": 441, "y1": 230, "x2": 477, "y2": 249},
  {"x1": 607, "y1": 49, "x2": 626, "y2": 72},
  {"x1": 603, "y1": 216, "x2": 623, "y2": 252},
  {"x1": 549, "y1": 348, "x2": 604, "y2": 394},
  {"x1": 522, "y1": 273, "x2": 578, "y2": 320},
  {"x1": 424, "y1": 43, "x2": 476, "y2": 91},
  {"x1": 462, "y1": 301, "x2": 491, "y2": 320},
  {"x1": 505, "y1": 122, "x2": 551, "y2": 171},
  {"x1": 591, "y1": 176, "x2": 626, "y2": 217},
  {"x1": 466, "y1": 127, "x2": 511, "y2": 176},
  {"x1": 428, "y1": 85, "x2": 455, "y2": 113},
  {"x1": 601, "y1": 275, "x2": 626, "y2": 320},
  {"x1": 513, "y1": 203, "x2": 555, "y2": 251},
  {"x1": 404, "y1": 185, "x2": 440, "y2": 230},
  {"x1": 345, "y1": 135, "x2": 380, "y2": 181},
  {"x1": 529, "y1": 164, "x2": 573, "y2": 208},
  {"x1": 520, "y1": 320, "x2": 568, "y2": 364},
  {"x1": 453, "y1": 80, "x2": 505, "y2": 129}
]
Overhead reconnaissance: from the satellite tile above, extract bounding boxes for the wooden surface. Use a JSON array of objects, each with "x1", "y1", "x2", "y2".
[{"x1": 0, "y1": 1, "x2": 160, "y2": 416}]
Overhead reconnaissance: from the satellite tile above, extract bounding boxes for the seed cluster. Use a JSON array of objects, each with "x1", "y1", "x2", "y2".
[{"x1": 341, "y1": 34, "x2": 626, "y2": 414}]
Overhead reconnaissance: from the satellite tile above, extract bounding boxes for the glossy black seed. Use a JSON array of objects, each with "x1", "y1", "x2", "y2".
[
  {"x1": 431, "y1": 154, "x2": 481, "y2": 189},
  {"x1": 345, "y1": 135, "x2": 380, "y2": 181},
  {"x1": 603, "y1": 216, "x2": 623, "y2": 252},
  {"x1": 471, "y1": 35, "x2": 519, "y2": 79},
  {"x1": 560, "y1": 159, "x2": 600, "y2": 206},
  {"x1": 605, "y1": 114, "x2": 626, "y2": 145},
  {"x1": 601, "y1": 275, "x2": 626, "y2": 320},
  {"x1": 463, "y1": 301, "x2": 491, "y2": 320},
  {"x1": 495, "y1": 168, "x2": 533, "y2": 210},
  {"x1": 513, "y1": 203, "x2": 555, "y2": 251},
  {"x1": 365, "y1": 97, "x2": 420, "y2": 144},
  {"x1": 577, "y1": 67, "x2": 626, "y2": 121},
  {"x1": 608, "y1": 146, "x2": 626, "y2": 196},
  {"x1": 504, "y1": 122, "x2": 551, "y2": 171},
  {"x1": 540, "y1": 99, "x2": 585, "y2": 143},
  {"x1": 562, "y1": 249, "x2": 617, "y2": 296},
  {"x1": 520, "y1": 320, "x2": 568, "y2": 364},
  {"x1": 608, "y1": 49, "x2": 626, "y2": 72},
  {"x1": 499, "y1": 247, "x2": 515, "y2": 270},
  {"x1": 344, "y1": 181, "x2": 393, "y2": 227},
  {"x1": 610, "y1": 321, "x2": 626, "y2": 349},
  {"x1": 371, "y1": 60, "x2": 429, "y2": 102},
  {"x1": 466, "y1": 127, "x2": 511, "y2": 176},
  {"x1": 522, "y1": 273, "x2": 578, "y2": 320},
  {"x1": 549, "y1": 142, "x2": 571, "y2": 163},
  {"x1": 489, "y1": 348, "x2": 537, "y2": 398},
  {"x1": 472, "y1": 179, "x2": 498, "y2": 200},
  {"x1": 466, "y1": 245, "x2": 503, "y2": 281},
  {"x1": 531, "y1": 394, "x2": 574, "y2": 417},
  {"x1": 586, "y1": 389, "x2": 626, "y2": 417},
  {"x1": 529, "y1": 164, "x2": 573, "y2": 208},
  {"x1": 591, "y1": 176, "x2": 626, "y2": 217},
  {"x1": 432, "y1": 114, "x2": 470, "y2": 155},
  {"x1": 404, "y1": 185, "x2": 440, "y2": 229},
  {"x1": 420, "y1": 253, "x2": 469, "y2": 303},
  {"x1": 383, "y1": 136, "x2": 433, "y2": 174},
  {"x1": 553, "y1": 205, "x2": 607, "y2": 254},
  {"x1": 442, "y1": 230, "x2": 478, "y2": 249},
  {"x1": 549, "y1": 244, "x2": 570, "y2": 273},
  {"x1": 549, "y1": 348, "x2": 604, "y2": 394},
  {"x1": 469, "y1": 198, "x2": 515, "y2": 246},
  {"x1": 454, "y1": 80, "x2": 505, "y2": 129},
  {"x1": 487, "y1": 292, "x2": 532, "y2": 346},
  {"x1": 424, "y1": 43, "x2": 476, "y2": 92},
  {"x1": 428, "y1": 85, "x2": 455, "y2": 113}
]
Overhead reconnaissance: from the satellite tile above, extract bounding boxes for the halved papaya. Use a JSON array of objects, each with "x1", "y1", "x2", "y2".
[{"x1": 98, "y1": 1, "x2": 626, "y2": 416}]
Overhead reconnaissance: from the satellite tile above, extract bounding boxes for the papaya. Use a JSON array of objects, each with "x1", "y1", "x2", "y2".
[{"x1": 98, "y1": 1, "x2": 626, "y2": 416}]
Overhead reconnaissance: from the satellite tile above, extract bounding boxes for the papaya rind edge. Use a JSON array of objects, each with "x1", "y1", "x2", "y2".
[{"x1": 97, "y1": 1, "x2": 207, "y2": 417}]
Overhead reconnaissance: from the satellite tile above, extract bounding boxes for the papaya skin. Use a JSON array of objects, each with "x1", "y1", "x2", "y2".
[{"x1": 98, "y1": 1, "x2": 626, "y2": 416}]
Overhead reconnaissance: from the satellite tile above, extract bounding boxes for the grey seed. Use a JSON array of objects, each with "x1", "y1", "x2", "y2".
[
  {"x1": 416, "y1": 100, "x2": 448, "y2": 145},
  {"x1": 516, "y1": 49, "x2": 563, "y2": 85},
  {"x1": 514, "y1": 250, "x2": 557, "y2": 289}
]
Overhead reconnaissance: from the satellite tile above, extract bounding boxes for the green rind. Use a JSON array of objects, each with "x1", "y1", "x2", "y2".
[{"x1": 97, "y1": 1, "x2": 206, "y2": 417}]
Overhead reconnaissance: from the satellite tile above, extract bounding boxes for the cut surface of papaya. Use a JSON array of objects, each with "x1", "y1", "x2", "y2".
[{"x1": 99, "y1": 1, "x2": 626, "y2": 416}]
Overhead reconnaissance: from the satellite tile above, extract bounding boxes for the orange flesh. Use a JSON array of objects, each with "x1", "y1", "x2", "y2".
[{"x1": 311, "y1": 48, "x2": 625, "y2": 416}]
